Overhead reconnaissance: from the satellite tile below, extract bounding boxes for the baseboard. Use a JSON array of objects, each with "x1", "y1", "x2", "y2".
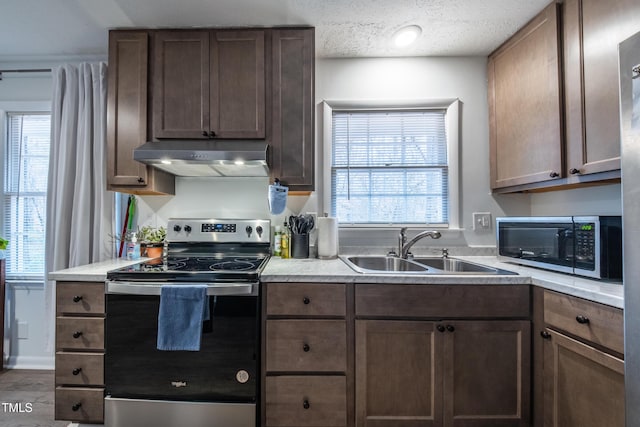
[{"x1": 5, "y1": 355, "x2": 55, "y2": 370}]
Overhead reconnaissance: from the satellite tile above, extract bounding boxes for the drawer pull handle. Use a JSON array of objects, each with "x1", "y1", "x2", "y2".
[
  {"x1": 72, "y1": 368, "x2": 82, "y2": 376},
  {"x1": 72, "y1": 403, "x2": 82, "y2": 412},
  {"x1": 303, "y1": 343, "x2": 310, "y2": 352},
  {"x1": 202, "y1": 131, "x2": 208, "y2": 137},
  {"x1": 446, "y1": 324, "x2": 455, "y2": 332},
  {"x1": 303, "y1": 400, "x2": 310, "y2": 410},
  {"x1": 436, "y1": 325, "x2": 446, "y2": 333},
  {"x1": 576, "y1": 315, "x2": 590, "y2": 324},
  {"x1": 73, "y1": 331, "x2": 83, "y2": 339},
  {"x1": 540, "y1": 330, "x2": 551, "y2": 339},
  {"x1": 72, "y1": 295, "x2": 83, "y2": 303},
  {"x1": 303, "y1": 297, "x2": 310, "y2": 305}
]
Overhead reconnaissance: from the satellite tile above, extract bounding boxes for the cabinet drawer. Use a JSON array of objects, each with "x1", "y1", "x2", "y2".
[
  {"x1": 356, "y1": 284, "x2": 530, "y2": 318},
  {"x1": 266, "y1": 283, "x2": 346, "y2": 317},
  {"x1": 56, "y1": 282, "x2": 105, "y2": 315},
  {"x1": 55, "y1": 352, "x2": 104, "y2": 386},
  {"x1": 266, "y1": 320, "x2": 346, "y2": 372},
  {"x1": 544, "y1": 290, "x2": 623, "y2": 354},
  {"x1": 56, "y1": 317, "x2": 105, "y2": 351},
  {"x1": 55, "y1": 386, "x2": 104, "y2": 423},
  {"x1": 265, "y1": 376, "x2": 347, "y2": 427}
]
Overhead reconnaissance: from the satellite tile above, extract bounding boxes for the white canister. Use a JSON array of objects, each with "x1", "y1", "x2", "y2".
[{"x1": 317, "y1": 216, "x2": 338, "y2": 259}]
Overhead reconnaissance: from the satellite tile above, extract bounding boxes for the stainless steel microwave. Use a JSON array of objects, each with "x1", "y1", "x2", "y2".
[{"x1": 496, "y1": 216, "x2": 622, "y2": 280}]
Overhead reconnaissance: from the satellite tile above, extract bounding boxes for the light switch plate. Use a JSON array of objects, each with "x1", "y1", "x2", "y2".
[{"x1": 473, "y1": 212, "x2": 492, "y2": 231}]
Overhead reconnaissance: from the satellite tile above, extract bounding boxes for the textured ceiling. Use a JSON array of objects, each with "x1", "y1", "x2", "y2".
[{"x1": 0, "y1": 0, "x2": 551, "y2": 61}]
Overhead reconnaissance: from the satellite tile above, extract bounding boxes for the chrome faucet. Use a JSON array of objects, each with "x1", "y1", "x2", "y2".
[{"x1": 398, "y1": 227, "x2": 442, "y2": 259}]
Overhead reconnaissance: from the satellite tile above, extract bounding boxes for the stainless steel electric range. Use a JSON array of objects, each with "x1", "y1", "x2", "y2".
[{"x1": 104, "y1": 218, "x2": 270, "y2": 427}]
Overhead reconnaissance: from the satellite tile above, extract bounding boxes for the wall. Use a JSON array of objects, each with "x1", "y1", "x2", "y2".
[{"x1": 0, "y1": 72, "x2": 55, "y2": 368}]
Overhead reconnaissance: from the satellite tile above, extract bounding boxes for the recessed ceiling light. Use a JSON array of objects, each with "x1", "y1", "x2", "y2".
[{"x1": 393, "y1": 25, "x2": 422, "y2": 48}]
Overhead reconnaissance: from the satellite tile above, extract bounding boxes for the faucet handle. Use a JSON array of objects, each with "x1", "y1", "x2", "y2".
[
  {"x1": 442, "y1": 248, "x2": 449, "y2": 258},
  {"x1": 387, "y1": 249, "x2": 399, "y2": 257}
]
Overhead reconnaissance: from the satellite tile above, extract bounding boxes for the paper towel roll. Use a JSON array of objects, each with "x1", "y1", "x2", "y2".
[{"x1": 317, "y1": 217, "x2": 338, "y2": 259}]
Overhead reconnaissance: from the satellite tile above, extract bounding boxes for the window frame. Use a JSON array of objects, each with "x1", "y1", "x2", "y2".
[
  {"x1": 321, "y1": 99, "x2": 460, "y2": 229},
  {"x1": 0, "y1": 102, "x2": 52, "y2": 281}
]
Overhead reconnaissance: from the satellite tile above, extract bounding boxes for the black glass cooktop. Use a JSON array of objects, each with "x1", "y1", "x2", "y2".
[{"x1": 106, "y1": 254, "x2": 269, "y2": 283}]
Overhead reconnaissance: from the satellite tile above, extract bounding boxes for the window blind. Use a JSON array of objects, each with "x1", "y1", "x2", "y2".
[
  {"x1": 3, "y1": 113, "x2": 51, "y2": 277},
  {"x1": 331, "y1": 110, "x2": 448, "y2": 224}
]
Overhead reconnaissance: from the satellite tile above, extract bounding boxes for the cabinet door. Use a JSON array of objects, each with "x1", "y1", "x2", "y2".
[
  {"x1": 106, "y1": 31, "x2": 150, "y2": 187},
  {"x1": 270, "y1": 28, "x2": 315, "y2": 191},
  {"x1": 211, "y1": 30, "x2": 265, "y2": 138},
  {"x1": 488, "y1": 3, "x2": 563, "y2": 189},
  {"x1": 355, "y1": 320, "x2": 443, "y2": 427},
  {"x1": 543, "y1": 329, "x2": 624, "y2": 427},
  {"x1": 564, "y1": 0, "x2": 640, "y2": 176},
  {"x1": 153, "y1": 31, "x2": 210, "y2": 139},
  {"x1": 443, "y1": 320, "x2": 531, "y2": 427}
]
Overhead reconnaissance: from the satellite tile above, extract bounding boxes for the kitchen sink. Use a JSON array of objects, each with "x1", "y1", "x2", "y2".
[
  {"x1": 411, "y1": 257, "x2": 501, "y2": 273},
  {"x1": 340, "y1": 256, "x2": 431, "y2": 274},
  {"x1": 340, "y1": 255, "x2": 517, "y2": 275}
]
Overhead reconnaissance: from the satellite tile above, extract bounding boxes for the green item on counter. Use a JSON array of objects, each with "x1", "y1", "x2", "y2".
[{"x1": 0, "y1": 237, "x2": 8, "y2": 250}]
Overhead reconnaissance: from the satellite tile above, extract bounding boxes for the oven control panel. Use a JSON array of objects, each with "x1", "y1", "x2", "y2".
[
  {"x1": 202, "y1": 223, "x2": 236, "y2": 233},
  {"x1": 167, "y1": 218, "x2": 270, "y2": 244}
]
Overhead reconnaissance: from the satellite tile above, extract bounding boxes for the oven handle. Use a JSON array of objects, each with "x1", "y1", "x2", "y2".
[{"x1": 105, "y1": 281, "x2": 257, "y2": 296}]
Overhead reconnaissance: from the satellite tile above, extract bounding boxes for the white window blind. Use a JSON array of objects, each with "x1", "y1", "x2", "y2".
[
  {"x1": 2, "y1": 113, "x2": 51, "y2": 278},
  {"x1": 331, "y1": 110, "x2": 449, "y2": 224}
]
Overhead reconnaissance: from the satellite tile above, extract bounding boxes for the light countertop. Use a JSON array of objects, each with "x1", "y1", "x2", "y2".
[{"x1": 48, "y1": 255, "x2": 624, "y2": 309}]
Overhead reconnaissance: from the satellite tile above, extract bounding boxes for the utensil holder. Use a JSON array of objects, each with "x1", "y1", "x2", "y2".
[{"x1": 291, "y1": 233, "x2": 309, "y2": 259}]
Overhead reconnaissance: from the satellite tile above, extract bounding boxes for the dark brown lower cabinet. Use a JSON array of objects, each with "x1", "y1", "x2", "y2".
[
  {"x1": 355, "y1": 319, "x2": 531, "y2": 427},
  {"x1": 543, "y1": 330, "x2": 624, "y2": 427}
]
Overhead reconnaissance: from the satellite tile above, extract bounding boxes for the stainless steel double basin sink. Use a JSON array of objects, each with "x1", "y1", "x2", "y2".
[{"x1": 340, "y1": 255, "x2": 516, "y2": 275}]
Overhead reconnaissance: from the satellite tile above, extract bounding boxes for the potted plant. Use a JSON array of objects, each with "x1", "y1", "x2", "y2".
[
  {"x1": 0, "y1": 236, "x2": 7, "y2": 259},
  {"x1": 139, "y1": 225, "x2": 166, "y2": 258}
]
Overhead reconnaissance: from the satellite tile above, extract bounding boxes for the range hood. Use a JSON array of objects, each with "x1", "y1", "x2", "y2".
[{"x1": 133, "y1": 140, "x2": 269, "y2": 177}]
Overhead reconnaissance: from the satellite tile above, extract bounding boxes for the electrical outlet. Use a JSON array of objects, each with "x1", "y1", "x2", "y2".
[
  {"x1": 17, "y1": 321, "x2": 28, "y2": 339},
  {"x1": 472, "y1": 212, "x2": 492, "y2": 231}
]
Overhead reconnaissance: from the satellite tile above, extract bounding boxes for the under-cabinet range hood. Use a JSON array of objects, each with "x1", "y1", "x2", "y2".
[{"x1": 133, "y1": 140, "x2": 269, "y2": 177}]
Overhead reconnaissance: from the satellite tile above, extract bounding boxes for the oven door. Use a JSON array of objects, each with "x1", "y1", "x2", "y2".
[
  {"x1": 104, "y1": 281, "x2": 259, "y2": 427},
  {"x1": 497, "y1": 217, "x2": 575, "y2": 274}
]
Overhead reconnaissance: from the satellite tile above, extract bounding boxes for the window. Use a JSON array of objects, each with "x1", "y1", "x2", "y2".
[
  {"x1": 327, "y1": 102, "x2": 458, "y2": 226},
  {"x1": 2, "y1": 112, "x2": 51, "y2": 278}
]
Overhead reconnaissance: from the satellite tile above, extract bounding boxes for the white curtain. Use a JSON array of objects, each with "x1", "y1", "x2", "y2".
[{"x1": 44, "y1": 63, "x2": 114, "y2": 351}]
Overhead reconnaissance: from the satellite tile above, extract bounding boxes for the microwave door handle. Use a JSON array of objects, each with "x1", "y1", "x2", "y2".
[{"x1": 105, "y1": 281, "x2": 255, "y2": 296}]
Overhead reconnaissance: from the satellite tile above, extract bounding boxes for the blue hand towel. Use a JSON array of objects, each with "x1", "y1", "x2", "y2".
[
  {"x1": 157, "y1": 285, "x2": 209, "y2": 351},
  {"x1": 268, "y1": 181, "x2": 288, "y2": 215}
]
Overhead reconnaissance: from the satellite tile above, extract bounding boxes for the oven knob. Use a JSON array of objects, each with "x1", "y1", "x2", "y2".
[
  {"x1": 184, "y1": 225, "x2": 192, "y2": 233},
  {"x1": 173, "y1": 225, "x2": 182, "y2": 232},
  {"x1": 256, "y1": 225, "x2": 263, "y2": 237},
  {"x1": 246, "y1": 226, "x2": 253, "y2": 237}
]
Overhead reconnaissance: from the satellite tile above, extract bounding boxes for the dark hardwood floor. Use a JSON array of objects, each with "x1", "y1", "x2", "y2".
[{"x1": 0, "y1": 369, "x2": 68, "y2": 427}]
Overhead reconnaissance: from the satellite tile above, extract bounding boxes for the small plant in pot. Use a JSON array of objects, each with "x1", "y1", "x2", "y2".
[{"x1": 139, "y1": 225, "x2": 166, "y2": 258}]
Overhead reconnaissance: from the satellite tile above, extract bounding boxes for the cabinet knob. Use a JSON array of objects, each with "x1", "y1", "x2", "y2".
[
  {"x1": 303, "y1": 297, "x2": 310, "y2": 305},
  {"x1": 436, "y1": 325, "x2": 446, "y2": 333},
  {"x1": 303, "y1": 343, "x2": 310, "y2": 352},
  {"x1": 202, "y1": 131, "x2": 208, "y2": 137},
  {"x1": 137, "y1": 177, "x2": 145, "y2": 183},
  {"x1": 72, "y1": 295, "x2": 83, "y2": 303},
  {"x1": 540, "y1": 330, "x2": 551, "y2": 339},
  {"x1": 576, "y1": 315, "x2": 590, "y2": 324},
  {"x1": 569, "y1": 168, "x2": 581, "y2": 175},
  {"x1": 549, "y1": 171, "x2": 560, "y2": 178},
  {"x1": 446, "y1": 324, "x2": 455, "y2": 332},
  {"x1": 72, "y1": 403, "x2": 82, "y2": 412},
  {"x1": 303, "y1": 400, "x2": 310, "y2": 410},
  {"x1": 72, "y1": 368, "x2": 82, "y2": 376},
  {"x1": 72, "y1": 331, "x2": 83, "y2": 339}
]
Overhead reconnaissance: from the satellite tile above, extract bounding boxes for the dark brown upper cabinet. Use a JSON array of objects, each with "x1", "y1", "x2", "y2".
[
  {"x1": 563, "y1": 0, "x2": 640, "y2": 177},
  {"x1": 489, "y1": 0, "x2": 640, "y2": 193},
  {"x1": 488, "y1": 3, "x2": 563, "y2": 190},
  {"x1": 152, "y1": 29, "x2": 266, "y2": 140},
  {"x1": 269, "y1": 28, "x2": 315, "y2": 192},
  {"x1": 106, "y1": 31, "x2": 175, "y2": 195}
]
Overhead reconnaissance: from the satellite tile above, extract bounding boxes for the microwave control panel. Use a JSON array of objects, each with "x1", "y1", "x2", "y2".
[{"x1": 574, "y1": 222, "x2": 595, "y2": 261}]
